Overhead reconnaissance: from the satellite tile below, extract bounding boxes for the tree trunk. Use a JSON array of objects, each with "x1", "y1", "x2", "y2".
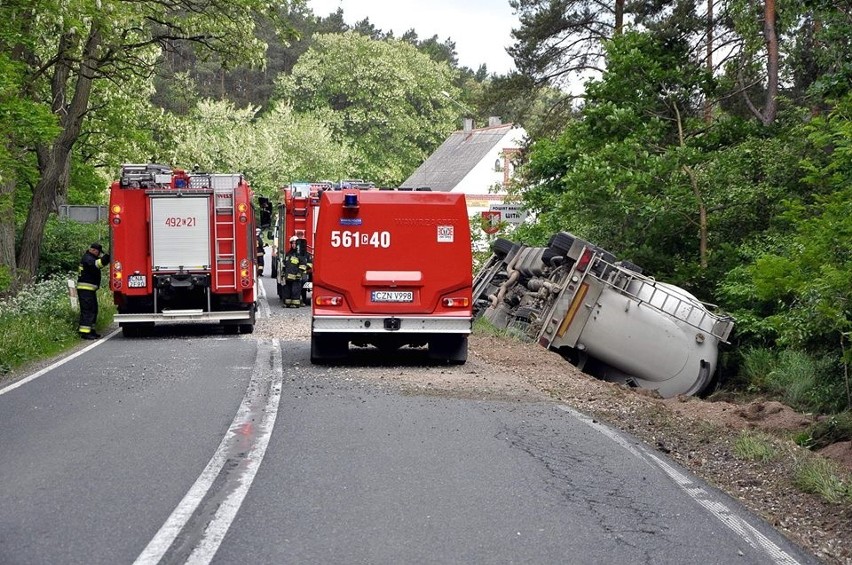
[
  {"x1": 17, "y1": 25, "x2": 101, "y2": 281},
  {"x1": 615, "y1": 0, "x2": 625, "y2": 35},
  {"x1": 704, "y1": 0, "x2": 714, "y2": 124},
  {"x1": 0, "y1": 177, "x2": 18, "y2": 293},
  {"x1": 762, "y1": 0, "x2": 779, "y2": 125}
]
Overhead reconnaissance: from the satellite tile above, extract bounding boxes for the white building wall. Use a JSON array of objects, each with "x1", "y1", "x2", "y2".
[{"x1": 450, "y1": 127, "x2": 526, "y2": 217}]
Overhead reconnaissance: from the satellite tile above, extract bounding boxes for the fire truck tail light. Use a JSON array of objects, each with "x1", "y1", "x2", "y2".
[
  {"x1": 576, "y1": 249, "x2": 593, "y2": 272},
  {"x1": 238, "y1": 203, "x2": 247, "y2": 212},
  {"x1": 315, "y1": 295, "x2": 342, "y2": 307},
  {"x1": 114, "y1": 272, "x2": 122, "y2": 279},
  {"x1": 113, "y1": 261, "x2": 122, "y2": 272},
  {"x1": 240, "y1": 259, "x2": 249, "y2": 268},
  {"x1": 442, "y1": 297, "x2": 470, "y2": 308},
  {"x1": 111, "y1": 205, "x2": 122, "y2": 214},
  {"x1": 240, "y1": 269, "x2": 249, "y2": 277}
]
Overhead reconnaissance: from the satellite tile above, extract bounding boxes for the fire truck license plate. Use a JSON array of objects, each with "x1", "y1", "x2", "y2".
[
  {"x1": 128, "y1": 275, "x2": 147, "y2": 288},
  {"x1": 371, "y1": 290, "x2": 413, "y2": 303}
]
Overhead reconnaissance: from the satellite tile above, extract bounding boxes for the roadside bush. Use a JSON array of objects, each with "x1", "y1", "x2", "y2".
[
  {"x1": 38, "y1": 217, "x2": 108, "y2": 279},
  {"x1": 796, "y1": 411, "x2": 852, "y2": 449},
  {"x1": 793, "y1": 455, "x2": 852, "y2": 504},
  {"x1": 739, "y1": 347, "x2": 846, "y2": 413},
  {"x1": 0, "y1": 275, "x2": 114, "y2": 375}
]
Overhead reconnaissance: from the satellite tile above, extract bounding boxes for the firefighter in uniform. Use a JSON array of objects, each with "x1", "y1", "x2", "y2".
[
  {"x1": 301, "y1": 246, "x2": 314, "y2": 305},
  {"x1": 282, "y1": 236, "x2": 307, "y2": 307},
  {"x1": 256, "y1": 228, "x2": 265, "y2": 277},
  {"x1": 77, "y1": 242, "x2": 110, "y2": 340}
]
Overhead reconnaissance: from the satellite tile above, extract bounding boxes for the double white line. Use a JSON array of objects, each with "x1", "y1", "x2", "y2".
[{"x1": 134, "y1": 339, "x2": 283, "y2": 565}]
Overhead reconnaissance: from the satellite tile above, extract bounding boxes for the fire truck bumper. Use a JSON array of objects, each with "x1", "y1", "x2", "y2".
[
  {"x1": 115, "y1": 309, "x2": 253, "y2": 323},
  {"x1": 312, "y1": 315, "x2": 471, "y2": 334}
]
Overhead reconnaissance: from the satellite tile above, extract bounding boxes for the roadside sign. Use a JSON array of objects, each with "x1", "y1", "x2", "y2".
[
  {"x1": 481, "y1": 210, "x2": 501, "y2": 234},
  {"x1": 489, "y1": 203, "x2": 526, "y2": 225}
]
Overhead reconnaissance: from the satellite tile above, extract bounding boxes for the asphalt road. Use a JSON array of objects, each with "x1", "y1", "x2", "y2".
[{"x1": 0, "y1": 275, "x2": 819, "y2": 565}]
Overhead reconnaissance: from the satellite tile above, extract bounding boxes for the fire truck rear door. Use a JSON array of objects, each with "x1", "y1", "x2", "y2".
[{"x1": 151, "y1": 196, "x2": 211, "y2": 270}]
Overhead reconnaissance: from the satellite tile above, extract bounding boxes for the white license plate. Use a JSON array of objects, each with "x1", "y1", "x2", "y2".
[
  {"x1": 128, "y1": 275, "x2": 147, "y2": 288},
  {"x1": 371, "y1": 290, "x2": 413, "y2": 303}
]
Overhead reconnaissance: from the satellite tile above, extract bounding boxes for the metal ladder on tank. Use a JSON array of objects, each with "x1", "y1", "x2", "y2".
[
  {"x1": 600, "y1": 262, "x2": 734, "y2": 342},
  {"x1": 213, "y1": 179, "x2": 237, "y2": 290}
]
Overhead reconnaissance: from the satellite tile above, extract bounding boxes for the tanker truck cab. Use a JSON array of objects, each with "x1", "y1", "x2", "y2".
[{"x1": 310, "y1": 189, "x2": 473, "y2": 364}]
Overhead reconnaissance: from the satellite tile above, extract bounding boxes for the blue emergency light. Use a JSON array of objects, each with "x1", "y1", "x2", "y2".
[{"x1": 343, "y1": 193, "x2": 359, "y2": 208}]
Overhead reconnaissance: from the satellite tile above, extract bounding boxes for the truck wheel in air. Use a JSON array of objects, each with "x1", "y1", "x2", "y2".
[
  {"x1": 310, "y1": 334, "x2": 348, "y2": 364},
  {"x1": 428, "y1": 334, "x2": 468, "y2": 364},
  {"x1": 550, "y1": 232, "x2": 576, "y2": 255},
  {"x1": 491, "y1": 237, "x2": 516, "y2": 259}
]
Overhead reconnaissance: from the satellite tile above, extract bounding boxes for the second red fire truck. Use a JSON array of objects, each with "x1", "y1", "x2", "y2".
[{"x1": 108, "y1": 164, "x2": 258, "y2": 336}]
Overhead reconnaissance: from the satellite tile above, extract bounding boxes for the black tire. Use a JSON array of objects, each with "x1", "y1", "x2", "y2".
[
  {"x1": 121, "y1": 323, "x2": 142, "y2": 338},
  {"x1": 491, "y1": 237, "x2": 515, "y2": 259},
  {"x1": 550, "y1": 232, "x2": 576, "y2": 255},
  {"x1": 428, "y1": 335, "x2": 468, "y2": 364},
  {"x1": 310, "y1": 333, "x2": 348, "y2": 364}
]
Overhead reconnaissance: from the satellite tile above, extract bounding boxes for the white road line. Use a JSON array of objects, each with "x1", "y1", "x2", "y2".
[
  {"x1": 557, "y1": 405, "x2": 802, "y2": 565},
  {"x1": 0, "y1": 330, "x2": 118, "y2": 397},
  {"x1": 133, "y1": 340, "x2": 282, "y2": 565},
  {"x1": 185, "y1": 340, "x2": 283, "y2": 564},
  {"x1": 257, "y1": 276, "x2": 271, "y2": 319}
]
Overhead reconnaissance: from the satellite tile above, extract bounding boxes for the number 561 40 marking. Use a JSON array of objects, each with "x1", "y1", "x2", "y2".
[{"x1": 330, "y1": 230, "x2": 391, "y2": 248}]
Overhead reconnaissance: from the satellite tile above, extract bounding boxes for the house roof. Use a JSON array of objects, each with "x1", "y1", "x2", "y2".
[{"x1": 401, "y1": 123, "x2": 518, "y2": 192}]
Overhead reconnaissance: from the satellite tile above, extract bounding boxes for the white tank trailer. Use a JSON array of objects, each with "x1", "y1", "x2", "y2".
[{"x1": 473, "y1": 233, "x2": 734, "y2": 398}]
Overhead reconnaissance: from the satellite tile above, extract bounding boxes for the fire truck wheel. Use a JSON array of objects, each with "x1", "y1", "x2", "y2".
[
  {"x1": 428, "y1": 335, "x2": 468, "y2": 364},
  {"x1": 122, "y1": 323, "x2": 142, "y2": 338},
  {"x1": 310, "y1": 334, "x2": 348, "y2": 364}
]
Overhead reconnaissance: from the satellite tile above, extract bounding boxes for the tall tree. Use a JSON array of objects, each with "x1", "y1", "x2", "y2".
[
  {"x1": 507, "y1": 0, "x2": 627, "y2": 88},
  {"x1": 278, "y1": 32, "x2": 461, "y2": 185},
  {"x1": 1, "y1": 0, "x2": 298, "y2": 282}
]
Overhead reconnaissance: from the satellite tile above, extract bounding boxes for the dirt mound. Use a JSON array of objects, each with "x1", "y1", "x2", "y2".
[
  {"x1": 819, "y1": 441, "x2": 852, "y2": 472},
  {"x1": 663, "y1": 396, "x2": 814, "y2": 433}
]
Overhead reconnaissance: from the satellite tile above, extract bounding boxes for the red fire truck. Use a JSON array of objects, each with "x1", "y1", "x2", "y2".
[
  {"x1": 310, "y1": 189, "x2": 473, "y2": 364},
  {"x1": 108, "y1": 164, "x2": 258, "y2": 336},
  {"x1": 273, "y1": 181, "x2": 331, "y2": 303}
]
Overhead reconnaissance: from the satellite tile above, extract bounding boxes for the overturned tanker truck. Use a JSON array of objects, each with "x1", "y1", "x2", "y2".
[{"x1": 473, "y1": 233, "x2": 734, "y2": 398}]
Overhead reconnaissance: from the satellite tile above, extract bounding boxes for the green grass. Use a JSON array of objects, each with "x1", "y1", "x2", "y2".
[
  {"x1": 472, "y1": 315, "x2": 511, "y2": 338},
  {"x1": 0, "y1": 276, "x2": 115, "y2": 376},
  {"x1": 793, "y1": 455, "x2": 852, "y2": 504},
  {"x1": 733, "y1": 430, "x2": 778, "y2": 462}
]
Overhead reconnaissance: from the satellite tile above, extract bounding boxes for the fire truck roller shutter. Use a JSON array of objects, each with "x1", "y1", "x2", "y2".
[{"x1": 151, "y1": 196, "x2": 211, "y2": 271}]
